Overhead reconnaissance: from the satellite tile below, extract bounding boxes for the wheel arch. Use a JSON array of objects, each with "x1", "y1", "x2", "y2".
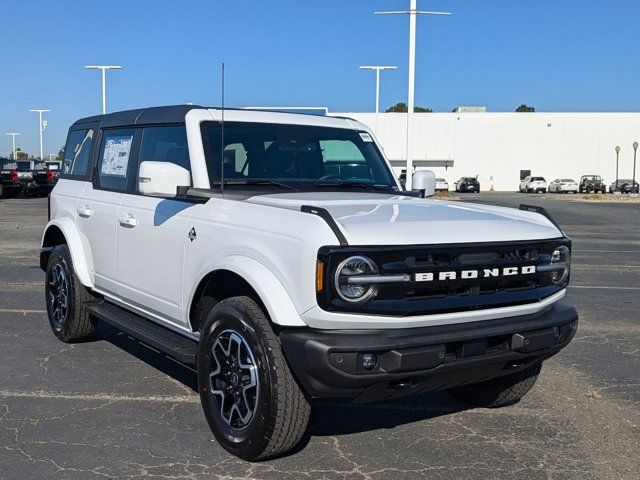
[
  {"x1": 188, "y1": 257, "x2": 305, "y2": 332},
  {"x1": 41, "y1": 218, "x2": 94, "y2": 288}
]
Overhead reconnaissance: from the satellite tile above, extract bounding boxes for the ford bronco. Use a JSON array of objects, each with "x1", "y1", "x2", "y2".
[{"x1": 41, "y1": 105, "x2": 577, "y2": 460}]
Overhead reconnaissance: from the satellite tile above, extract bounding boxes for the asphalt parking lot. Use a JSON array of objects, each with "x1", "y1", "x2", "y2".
[{"x1": 0, "y1": 193, "x2": 638, "y2": 480}]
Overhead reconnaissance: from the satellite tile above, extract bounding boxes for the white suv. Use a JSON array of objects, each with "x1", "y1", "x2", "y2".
[
  {"x1": 519, "y1": 176, "x2": 548, "y2": 193},
  {"x1": 41, "y1": 105, "x2": 578, "y2": 461}
]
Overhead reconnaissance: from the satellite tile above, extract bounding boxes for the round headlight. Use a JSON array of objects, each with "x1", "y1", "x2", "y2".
[
  {"x1": 550, "y1": 246, "x2": 571, "y2": 285},
  {"x1": 334, "y1": 256, "x2": 379, "y2": 303}
]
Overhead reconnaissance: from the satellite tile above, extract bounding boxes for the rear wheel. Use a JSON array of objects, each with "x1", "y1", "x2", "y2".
[
  {"x1": 45, "y1": 245, "x2": 96, "y2": 342},
  {"x1": 197, "y1": 296, "x2": 310, "y2": 461},
  {"x1": 448, "y1": 362, "x2": 542, "y2": 408}
]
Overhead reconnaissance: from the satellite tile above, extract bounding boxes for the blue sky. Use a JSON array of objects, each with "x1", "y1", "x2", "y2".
[{"x1": 2, "y1": 0, "x2": 639, "y2": 156}]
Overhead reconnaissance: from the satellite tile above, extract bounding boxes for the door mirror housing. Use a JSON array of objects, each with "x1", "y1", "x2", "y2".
[
  {"x1": 138, "y1": 161, "x2": 191, "y2": 198},
  {"x1": 412, "y1": 170, "x2": 436, "y2": 198}
]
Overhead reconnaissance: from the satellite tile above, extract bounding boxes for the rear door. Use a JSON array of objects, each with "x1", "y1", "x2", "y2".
[
  {"x1": 77, "y1": 128, "x2": 138, "y2": 296},
  {"x1": 115, "y1": 125, "x2": 193, "y2": 326}
]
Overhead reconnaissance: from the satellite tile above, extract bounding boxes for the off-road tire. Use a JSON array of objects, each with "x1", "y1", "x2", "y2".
[
  {"x1": 448, "y1": 362, "x2": 542, "y2": 408},
  {"x1": 197, "y1": 296, "x2": 310, "y2": 461},
  {"x1": 45, "y1": 244, "x2": 96, "y2": 342}
]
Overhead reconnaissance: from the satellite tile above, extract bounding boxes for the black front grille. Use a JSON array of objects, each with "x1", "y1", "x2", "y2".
[{"x1": 317, "y1": 238, "x2": 570, "y2": 316}]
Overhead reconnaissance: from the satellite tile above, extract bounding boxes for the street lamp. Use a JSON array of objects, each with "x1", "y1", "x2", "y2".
[
  {"x1": 615, "y1": 145, "x2": 621, "y2": 192},
  {"x1": 375, "y1": 0, "x2": 451, "y2": 189},
  {"x1": 28, "y1": 109, "x2": 51, "y2": 160},
  {"x1": 84, "y1": 65, "x2": 123, "y2": 114},
  {"x1": 359, "y1": 66, "x2": 397, "y2": 114},
  {"x1": 633, "y1": 142, "x2": 638, "y2": 194},
  {"x1": 5, "y1": 132, "x2": 21, "y2": 160}
]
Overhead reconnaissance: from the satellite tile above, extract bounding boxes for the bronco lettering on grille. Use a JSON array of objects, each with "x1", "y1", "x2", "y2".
[{"x1": 415, "y1": 265, "x2": 537, "y2": 282}]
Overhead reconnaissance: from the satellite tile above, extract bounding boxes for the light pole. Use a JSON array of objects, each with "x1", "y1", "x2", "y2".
[
  {"x1": 5, "y1": 132, "x2": 21, "y2": 160},
  {"x1": 633, "y1": 142, "x2": 638, "y2": 194},
  {"x1": 84, "y1": 65, "x2": 123, "y2": 114},
  {"x1": 28, "y1": 109, "x2": 51, "y2": 160},
  {"x1": 615, "y1": 145, "x2": 621, "y2": 192},
  {"x1": 359, "y1": 66, "x2": 397, "y2": 114},
  {"x1": 375, "y1": 1, "x2": 451, "y2": 189}
]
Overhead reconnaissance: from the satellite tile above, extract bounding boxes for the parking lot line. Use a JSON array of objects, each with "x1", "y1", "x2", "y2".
[
  {"x1": 0, "y1": 389, "x2": 199, "y2": 404},
  {"x1": 0, "y1": 308, "x2": 46, "y2": 315},
  {"x1": 570, "y1": 285, "x2": 640, "y2": 290}
]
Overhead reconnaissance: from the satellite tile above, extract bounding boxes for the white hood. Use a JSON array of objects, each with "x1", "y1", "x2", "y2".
[{"x1": 246, "y1": 192, "x2": 563, "y2": 245}]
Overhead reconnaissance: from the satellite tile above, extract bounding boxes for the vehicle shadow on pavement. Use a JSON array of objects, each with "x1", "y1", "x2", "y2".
[
  {"x1": 94, "y1": 322, "x2": 472, "y2": 442},
  {"x1": 309, "y1": 393, "x2": 472, "y2": 436},
  {"x1": 95, "y1": 322, "x2": 199, "y2": 391}
]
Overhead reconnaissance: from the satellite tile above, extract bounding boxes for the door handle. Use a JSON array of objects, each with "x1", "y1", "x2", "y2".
[
  {"x1": 77, "y1": 205, "x2": 93, "y2": 218},
  {"x1": 118, "y1": 213, "x2": 138, "y2": 227}
]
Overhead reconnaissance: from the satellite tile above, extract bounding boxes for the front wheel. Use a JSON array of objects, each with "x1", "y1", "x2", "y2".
[
  {"x1": 448, "y1": 362, "x2": 542, "y2": 408},
  {"x1": 197, "y1": 296, "x2": 310, "y2": 461}
]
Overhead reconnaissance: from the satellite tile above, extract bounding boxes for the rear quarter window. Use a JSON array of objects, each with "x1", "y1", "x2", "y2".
[{"x1": 61, "y1": 129, "x2": 96, "y2": 178}]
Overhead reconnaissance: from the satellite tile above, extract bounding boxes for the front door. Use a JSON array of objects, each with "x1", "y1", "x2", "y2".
[{"x1": 115, "y1": 125, "x2": 193, "y2": 327}]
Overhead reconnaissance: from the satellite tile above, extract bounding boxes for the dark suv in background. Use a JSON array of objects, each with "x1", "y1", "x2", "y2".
[
  {"x1": 579, "y1": 175, "x2": 606, "y2": 194},
  {"x1": 454, "y1": 176, "x2": 480, "y2": 193}
]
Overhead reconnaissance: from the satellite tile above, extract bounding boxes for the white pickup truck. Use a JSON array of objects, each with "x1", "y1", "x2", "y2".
[{"x1": 41, "y1": 105, "x2": 577, "y2": 461}]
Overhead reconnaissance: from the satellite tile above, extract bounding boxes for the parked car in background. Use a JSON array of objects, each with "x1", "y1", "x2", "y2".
[
  {"x1": 609, "y1": 179, "x2": 640, "y2": 194},
  {"x1": 548, "y1": 179, "x2": 578, "y2": 194},
  {"x1": 435, "y1": 178, "x2": 449, "y2": 191},
  {"x1": 0, "y1": 159, "x2": 22, "y2": 198},
  {"x1": 519, "y1": 176, "x2": 547, "y2": 193},
  {"x1": 31, "y1": 161, "x2": 62, "y2": 196},
  {"x1": 579, "y1": 175, "x2": 606, "y2": 194},
  {"x1": 454, "y1": 176, "x2": 480, "y2": 193}
]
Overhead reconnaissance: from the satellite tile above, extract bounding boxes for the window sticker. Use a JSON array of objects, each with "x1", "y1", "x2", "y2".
[
  {"x1": 101, "y1": 135, "x2": 133, "y2": 177},
  {"x1": 359, "y1": 132, "x2": 373, "y2": 143}
]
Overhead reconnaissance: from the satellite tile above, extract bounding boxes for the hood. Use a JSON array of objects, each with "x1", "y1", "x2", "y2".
[{"x1": 246, "y1": 192, "x2": 563, "y2": 245}]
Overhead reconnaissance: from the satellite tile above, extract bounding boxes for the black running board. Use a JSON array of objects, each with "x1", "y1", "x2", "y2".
[{"x1": 85, "y1": 302, "x2": 198, "y2": 364}]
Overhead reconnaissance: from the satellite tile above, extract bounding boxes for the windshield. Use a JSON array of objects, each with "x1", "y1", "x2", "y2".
[
  {"x1": 200, "y1": 121, "x2": 399, "y2": 192},
  {"x1": 531, "y1": 177, "x2": 545, "y2": 182},
  {"x1": 584, "y1": 176, "x2": 601, "y2": 181},
  {"x1": 561, "y1": 179, "x2": 575, "y2": 182}
]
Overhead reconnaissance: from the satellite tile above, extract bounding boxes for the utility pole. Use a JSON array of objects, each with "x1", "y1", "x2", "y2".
[
  {"x1": 633, "y1": 142, "x2": 638, "y2": 194},
  {"x1": 359, "y1": 66, "x2": 397, "y2": 114},
  {"x1": 5, "y1": 132, "x2": 21, "y2": 160},
  {"x1": 28, "y1": 109, "x2": 51, "y2": 160},
  {"x1": 375, "y1": 1, "x2": 451, "y2": 189},
  {"x1": 84, "y1": 65, "x2": 123, "y2": 114},
  {"x1": 615, "y1": 145, "x2": 621, "y2": 192}
]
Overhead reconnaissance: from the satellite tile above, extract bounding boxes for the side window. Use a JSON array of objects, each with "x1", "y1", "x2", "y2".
[
  {"x1": 97, "y1": 129, "x2": 135, "y2": 191},
  {"x1": 62, "y1": 129, "x2": 95, "y2": 177},
  {"x1": 319, "y1": 139, "x2": 370, "y2": 180},
  {"x1": 139, "y1": 125, "x2": 190, "y2": 172}
]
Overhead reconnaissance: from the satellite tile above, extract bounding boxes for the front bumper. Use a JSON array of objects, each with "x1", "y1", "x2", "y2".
[{"x1": 280, "y1": 303, "x2": 578, "y2": 403}]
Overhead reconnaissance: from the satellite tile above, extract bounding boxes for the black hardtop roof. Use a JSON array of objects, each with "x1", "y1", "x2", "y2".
[
  {"x1": 72, "y1": 104, "x2": 348, "y2": 129},
  {"x1": 73, "y1": 104, "x2": 205, "y2": 128}
]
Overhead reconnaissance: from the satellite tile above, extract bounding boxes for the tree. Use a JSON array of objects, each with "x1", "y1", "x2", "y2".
[
  {"x1": 56, "y1": 147, "x2": 65, "y2": 161},
  {"x1": 10, "y1": 148, "x2": 29, "y2": 160},
  {"x1": 516, "y1": 104, "x2": 535, "y2": 112},
  {"x1": 385, "y1": 102, "x2": 433, "y2": 113}
]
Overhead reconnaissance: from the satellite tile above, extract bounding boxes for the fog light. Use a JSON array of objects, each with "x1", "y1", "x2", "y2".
[{"x1": 361, "y1": 353, "x2": 377, "y2": 370}]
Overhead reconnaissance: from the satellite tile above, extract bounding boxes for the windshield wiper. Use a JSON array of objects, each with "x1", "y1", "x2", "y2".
[
  {"x1": 314, "y1": 179, "x2": 392, "y2": 192},
  {"x1": 212, "y1": 179, "x2": 297, "y2": 191}
]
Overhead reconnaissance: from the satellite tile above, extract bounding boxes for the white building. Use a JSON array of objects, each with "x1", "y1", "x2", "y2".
[{"x1": 332, "y1": 112, "x2": 640, "y2": 191}]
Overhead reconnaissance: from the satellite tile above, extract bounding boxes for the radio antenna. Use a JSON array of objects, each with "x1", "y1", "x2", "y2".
[{"x1": 220, "y1": 62, "x2": 225, "y2": 195}]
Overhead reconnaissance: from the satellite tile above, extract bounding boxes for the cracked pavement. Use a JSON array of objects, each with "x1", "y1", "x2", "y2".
[{"x1": 0, "y1": 194, "x2": 638, "y2": 479}]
